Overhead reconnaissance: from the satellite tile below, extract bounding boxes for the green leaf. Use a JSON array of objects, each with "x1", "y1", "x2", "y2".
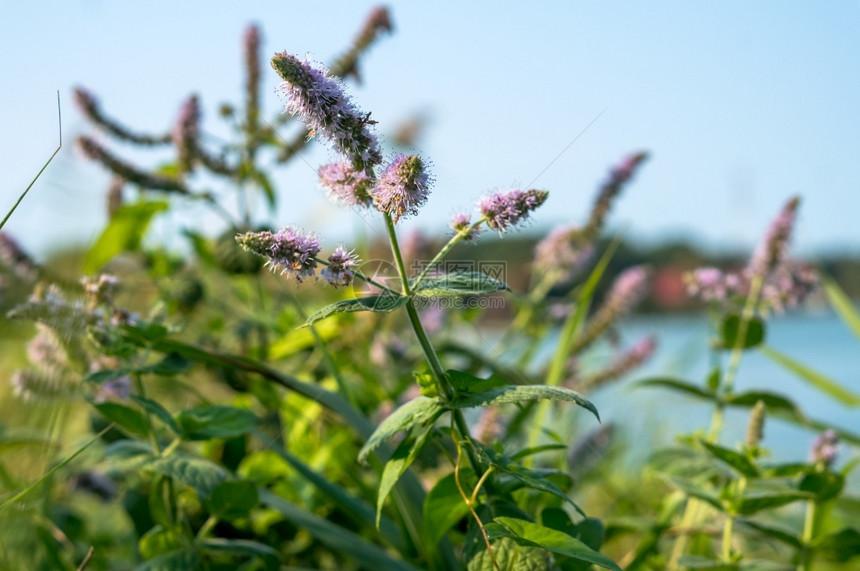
[
  {"x1": 720, "y1": 314, "x2": 766, "y2": 349},
  {"x1": 737, "y1": 490, "x2": 813, "y2": 515},
  {"x1": 486, "y1": 517, "x2": 622, "y2": 571},
  {"x1": 84, "y1": 200, "x2": 168, "y2": 273},
  {"x1": 376, "y1": 425, "x2": 434, "y2": 528},
  {"x1": 823, "y1": 276, "x2": 860, "y2": 341},
  {"x1": 358, "y1": 397, "x2": 444, "y2": 463},
  {"x1": 468, "y1": 536, "x2": 550, "y2": 570},
  {"x1": 93, "y1": 402, "x2": 150, "y2": 438},
  {"x1": 131, "y1": 396, "x2": 180, "y2": 435},
  {"x1": 176, "y1": 405, "x2": 256, "y2": 440},
  {"x1": 135, "y1": 549, "x2": 199, "y2": 571},
  {"x1": 447, "y1": 369, "x2": 507, "y2": 393},
  {"x1": 451, "y1": 384, "x2": 600, "y2": 422},
  {"x1": 736, "y1": 518, "x2": 802, "y2": 548},
  {"x1": 799, "y1": 470, "x2": 844, "y2": 502},
  {"x1": 260, "y1": 490, "x2": 418, "y2": 571},
  {"x1": 676, "y1": 555, "x2": 737, "y2": 569},
  {"x1": 724, "y1": 391, "x2": 805, "y2": 422},
  {"x1": 413, "y1": 272, "x2": 510, "y2": 297},
  {"x1": 662, "y1": 477, "x2": 724, "y2": 512},
  {"x1": 636, "y1": 378, "x2": 717, "y2": 402},
  {"x1": 142, "y1": 352, "x2": 193, "y2": 376},
  {"x1": 199, "y1": 538, "x2": 279, "y2": 567},
  {"x1": 139, "y1": 525, "x2": 184, "y2": 559},
  {"x1": 301, "y1": 295, "x2": 409, "y2": 327},
  {"x1": 146, "y1": 454, "x2": 229, "y2": 499},
  {"x1": 760, "y1": 345, "x2": 860, "y2": 406},
  {"x1": 700, "y1": 441, "x2": 759, "y2": 478},
  {"x1": 511, "y1": 444, "x2": 568, "y2": 461},
  {"x1": 423, "y1": 471, "x2": 474, "y2": 548},
  {"x1": 481, "y1": 447, "x2": 584, "y2": 516},
  {"x1": 813, "y1": 527, "x2": 860, "y2": 561},
  {"x1": 206, "y1": 480, "x2": 259, "y2": 520},
  {"x1": 82, "y1": 369, "x2": 130, "y2": 385}
]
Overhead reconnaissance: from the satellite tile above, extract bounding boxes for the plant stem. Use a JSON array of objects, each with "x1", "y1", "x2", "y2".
[
  {"x1": 411, "y1": 218, "x2": 486, "y2": 289},
  {"x1": 384, "y1": 213, "x2": 485, "y2": 478},
  {"x1": 798, "y1": 500, "x2": 818, "y2": 571}
]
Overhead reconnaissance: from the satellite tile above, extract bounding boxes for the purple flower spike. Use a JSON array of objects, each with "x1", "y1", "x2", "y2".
[
  {"x1": 321, "y1": 247, "x2": 358, "y2": 287},
  {"x1": 450, "y1": 212, "x2": 478, "y2": 240},
  {"x1": 271, "y1": 52, "x2": 382, "y2": 170},
  {"x1": 236, "y1": 227, "x2": 321, "y2": 281},
  {"x1": 748, "y1": 196, "x2": 800, "y2": 277},
  {"x1": 606, "y1": 266, "x2": 650, "y2": 315},
  {"x1": 809, "y1": 429, "x2": 838, "y2": 468},
  {"x1": 372, "y1": 154, "x2": 432, "y2": 222},
  {"x1": 173, "y1": 95, "x2": 201, "y2": 172},
  {"x1": 479, "y1": 189, "x2": 549, "y2": 232},
  {"x1": 318, "y1": 161, "x2": 373, "y2": 207},
  {"x1": 534, "y1": 225, "x2": 594, "y2": 280}
]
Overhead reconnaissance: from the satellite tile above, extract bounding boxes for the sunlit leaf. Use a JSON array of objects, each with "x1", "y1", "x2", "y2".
[
  {"x1": 358, "y1": 397, "x2": 444, "y2": 463},
  {"x1": 485, "y1": 517, "x2": 622, "y2": 571},
  {"x1": 84, "y1": 200, "x2": 168, "y2": 273},
  {"x1": 451, "y1": 385, "x2": 599, "y2": 422},
  {"x1": 147, "y1": 454, "x2": 229, "y2": 499},
  {"x1": 301, "y1": 294, "x2": 409, "y2": 327},
  {"x1": 413, "y1": 272, "x2": 510, "y2": 297}
]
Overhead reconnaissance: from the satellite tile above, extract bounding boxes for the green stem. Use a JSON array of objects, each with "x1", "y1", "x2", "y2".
[
  {"x1": 195, "y1": 514, "x2": 219, "y2": 541},
  {"x1": 384, "y1": 213, "x2": 485, "y2": 478},
  {"x1": 411, "y1": 218, "x2": 486, "y2": 289},
  {"x1": 798, "y1": 500, "x2": 818, "y2": 571}
]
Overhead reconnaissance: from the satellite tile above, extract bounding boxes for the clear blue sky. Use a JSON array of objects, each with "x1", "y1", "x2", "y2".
[{"x1": 2, "y1": 1, "x2": 859, "y2": 258}]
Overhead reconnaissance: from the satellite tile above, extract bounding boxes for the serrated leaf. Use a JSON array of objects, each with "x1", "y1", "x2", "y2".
[
  {"x1": 720, "y1": 314, "x2": 766, "y2": 349},
  {"x1": 447, "y1": 369, "x2": 507, "y2": 393},
  {"x1": 301, "y1": 295, "x2": 409, "y2": 327},
  {"x1": 700, "y1": 441, "x2": 759, "y2": 478},
  {"x1": 413, "y1": 271, "x2": 510, "y2": 297},
  {"x1": 358, "y1": 397, "x2": 444, "y2": 463},
  {"x1": 468, "y1": 536, "x2": 550, "y2": 570},
  {"x1": 93, "y1": 401, "x2": 150, "y2": 437},
  {"x1": 760, "y1": 345, "x2": 860, "y2": 406},
  {"x1": 481, "y1": 446, "x2": 584, "y2": 516},
  {"x1": 206, "y1": 480, "x2": 259, "y2": 520},
  {"x1": 376, "y1": 425, "x2": 434, "y2": 528},
  {"x1": 636, "y1": 377, "x2": 717, "y2": 401},
  {"x1": 176, "y1": 405, "x2": 256, "y2": 440},
  {"x1": 131, "y1": 396, "x2": 180, "y2": 434},
  {"x1": 451, "y1": 384, "x2": 600, "y2": 422},
  {"x1": 147, "y1": 454, "x2": 229, "y2": 499},
  {"x1": 486, "y1": 517, "x2": 622, "y2": 571},
  {"x1": 84, "y1": 200, "x2": 168, "y2": 273},
  {"x1": 423, "y1": 471, "x2": 474, "y2": 548}
]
